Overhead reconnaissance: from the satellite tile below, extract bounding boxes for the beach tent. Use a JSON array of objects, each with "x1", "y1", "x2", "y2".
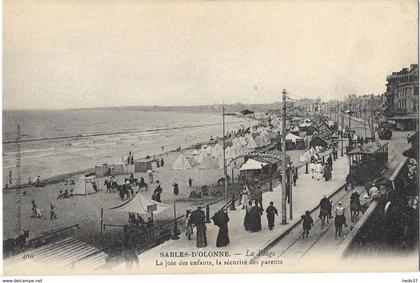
[
  {"x1": 197, "y1": 155, "x2": 219, "y2": 170},
  {"x1": 188, "y1": 156, "x2": 200, "y2": 167},
  {"x1": 74, "y1": 175, "x2": 99, "y2": 196},
  {"x1": 109, "y1": 193, "x2": 170, "y2": 215},
  {"x1": 171, "y1": 154, "x2": 193, "y2": 170},
  {"x1": 286, "y1": 133, "x2": 303, "y2": 143},
  {"x1": 217, "y1": 157, "x2": 225, "y2": 169},
  {"x1": 212, "y1": 144, "x2": 223, "y2": 158},
  {"x1": 224, "y1": 146, "x2": 233, "y2": 161},
  {"x1": 205, "y1": 146, "x2": 213, "y2": 155},
  {"x1": 196, "y1": 149, "x2": 205, "y2": 164},
  {"x1": 255, "y1": 135, "x2": 264, "y2": 147},
  {"x1": 239, "y1": 159, "x2": 268, "y2": 171},
  {"x1": 246, "y1": 134, "x2": 258, "y2": 149}
]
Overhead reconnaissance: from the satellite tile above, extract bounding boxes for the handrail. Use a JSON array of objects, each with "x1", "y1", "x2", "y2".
[
  {"x1": 335, "y1": 200, "x2": 379, "y2": 258},
  {"x1": 28, "y1": 224, "x2": 79, "y2": 245}
]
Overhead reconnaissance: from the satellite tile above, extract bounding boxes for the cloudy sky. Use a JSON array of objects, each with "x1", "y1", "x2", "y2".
[{"x1": 4, "y1": 0, "x2": 418, "y2": 109}]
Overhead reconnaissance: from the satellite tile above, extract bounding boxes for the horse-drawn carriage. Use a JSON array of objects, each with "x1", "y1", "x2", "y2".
[{"x1": 347, "y1": 141, "x2": 388, "y2": 185}]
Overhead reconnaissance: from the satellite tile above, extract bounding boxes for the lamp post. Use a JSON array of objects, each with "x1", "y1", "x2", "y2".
[
  {"x1": 222, "y1": 105, "x2": 228, "y2": 200},
  {"x1": 281, "y1": 89, "x2": 288, "y2": 225}
]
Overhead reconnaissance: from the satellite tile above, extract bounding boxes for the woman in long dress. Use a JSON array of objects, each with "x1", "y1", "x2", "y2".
[
  {"x1": 212, "y1": 210, "x2": 230, "y2": 247},
  {"x1": 244, "y1": 200, "x2": 253, "y2": 231}
]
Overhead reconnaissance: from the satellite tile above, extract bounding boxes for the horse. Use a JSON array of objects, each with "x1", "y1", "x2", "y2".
[
  {"x1": 137, "y1": 181, "x2": 148, "y2": 192},
  {"x1": 3, "y1": 230, "x2": 30, "y2": 258},
  {"x1": 319, "y1": 207, "x2": 329, "y2": 229},
  {"x1": 350, "y1": 198, "x2": 361, "y2": 222}
]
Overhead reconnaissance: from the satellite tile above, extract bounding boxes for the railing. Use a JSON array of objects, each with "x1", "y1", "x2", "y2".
[{"x1": 27, "y1": 224, "x2": 80, "y2": 249}]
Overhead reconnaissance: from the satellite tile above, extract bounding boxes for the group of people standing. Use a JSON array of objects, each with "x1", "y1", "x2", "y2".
[
  {"x1": 309, "y1": 154, "x2": 333, "y2": 181},
  {"x1": 185, "y1": 206, "x2": 230, "y2": 248}
]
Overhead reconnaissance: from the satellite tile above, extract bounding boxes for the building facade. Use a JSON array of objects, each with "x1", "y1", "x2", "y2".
[{"x1": 384, "y1": 64, "x2": 418, "y2": 130}]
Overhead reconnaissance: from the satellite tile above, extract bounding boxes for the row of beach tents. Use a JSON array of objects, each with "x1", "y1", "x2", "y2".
[{"x1": 171, "y1": 132, "x2": 271, "y2": 171}]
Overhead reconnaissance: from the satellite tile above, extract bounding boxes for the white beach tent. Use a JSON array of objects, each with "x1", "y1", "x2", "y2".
[
  {"x1": 255, "y1": 135, "x2": 264, "y2": 147},
  {"x1": 171, "y1": 154, "x2": 193, "y2": 170},
  {"x1": 196, "y1": 149, "x2": 205, "y2": 164},
  {"x1": 224, "y1": 146, "x2": 233, "y2": 161},
  {"x1": 109, "y1": 193, "x2": 170, "y2": 215},
  {"x1": 211, "y1": 143, "x2": 223, "y2": 158},
  {"x1": 246, "y1": 134, "x2": 258, "y2": 149},
  {"x1": 286, "y1": 133, "x2": 303, "y2": 143},
  {"x1": 217, "y1": 156, "x2": 225, "y2": 169},
  {"x1": 74, "y1": 175, "x2": 99, "y2": 196},
  {"x1": 197, "y1": 155, "x2": 219, "y2": 170},
  {"x1": 239, "y1": 159, "x2": 268, "y2": 171}
]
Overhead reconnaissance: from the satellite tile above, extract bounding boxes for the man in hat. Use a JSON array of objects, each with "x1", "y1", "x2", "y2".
[
  {"x1": 266, "y1": 201, "x2": 278, "y2": 230},
  {"x1": 319, "y1": 194, "x2": 332, "y2": 218},
  {"x1": 190, "y1": 206, "x2": 207, "y2": 248}
]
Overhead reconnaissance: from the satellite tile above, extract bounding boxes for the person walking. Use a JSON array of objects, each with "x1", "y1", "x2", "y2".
[
  {"x1": 266, "y1": 201, "x2": 278, "y2": 230},
  {"x1": 190, "y1": 207, "x2": 207, "y2": 248},
  {"x1": 293, "y1": 167, "x2": 298, "y2": 186},
  {"x1": 302, "y1": 211, "x2": 314, "y2": 239},
  {"x1": 148, "y1": 170, "x2": 154, "y2": 183},
  {"x1": 319, "y1": 194, "x2": 333, "y2": 218},
  {"x1": 327, "y1": 155, "x2": 333, "y2": 171},
  {"x1": 172, "y1": 183, "x2": 179, "y2": 196},
  {"x1": 315, "y1": 161, "x2": 323, "y2": 180},
  {"x1": 345, "y1": 172, "x2": 354, "y2": 191},
  {"x1": 309, "y1": 160, "x2": 316, "y2": 179},
  {"x1": 254, "y1": 186, "x2": 263, "y2": 210},
  {"x1": 323, "y1": 164, "x2": 331, "y2": 181},
  {"x1": 240, "y1": 186, "x2": 250, "y2": 209},
  {"x1": 212, "y1": 210, "x2": 230, "y2": 247},
  {"x1": 332, "y1": 147, "x2": 338, "y2": 160},
  {"x1": 31, "y1": 201, "x2": 38, "y2": 218},
  {"x1": 188, "y1": 178, "x2": 193, "y2": 188},
  {"x1": 334, "y1": 201, "x2": 348, "y2": 238},
  {"x1": 243, "y1": 201, "x2": 253, "y2": 231},
  {"x1": 249, "y1": 201, "x2": 263, "y2": 232},
  {"x1": 185, "y1": 209, "x2": 193, "y2": 240},
  {"x1": 50, "y1": 204, "x2": 57, "y2": 220}
]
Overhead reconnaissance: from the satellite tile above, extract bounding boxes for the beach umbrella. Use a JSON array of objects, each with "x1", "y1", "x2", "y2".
[{"x1": 109, "y1": 193, "x2": 170, "y2": 215}]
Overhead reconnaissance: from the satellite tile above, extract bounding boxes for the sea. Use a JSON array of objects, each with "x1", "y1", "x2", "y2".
[{"x1": 2, "y1": 109, "x2": 250, "y2": 184}]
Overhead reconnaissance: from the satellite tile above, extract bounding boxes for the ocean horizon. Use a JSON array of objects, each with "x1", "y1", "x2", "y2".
[{"x1": 2, "y1": 109, "x2": 250, "y2": 184}]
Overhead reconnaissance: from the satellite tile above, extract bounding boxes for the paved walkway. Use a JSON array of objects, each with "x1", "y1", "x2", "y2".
[{"x1": 113, "y1": 151, "x2": 351, "y2": 273}]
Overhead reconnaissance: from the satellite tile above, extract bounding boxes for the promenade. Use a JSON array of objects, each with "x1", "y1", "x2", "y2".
[{"x1": 114, "y1": 151, "x2": 351, "y2": 273}]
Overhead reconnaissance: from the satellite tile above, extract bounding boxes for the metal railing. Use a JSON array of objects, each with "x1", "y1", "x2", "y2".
[{"x1": 27, "y1": 224, "x2": 80, "y2": 249}]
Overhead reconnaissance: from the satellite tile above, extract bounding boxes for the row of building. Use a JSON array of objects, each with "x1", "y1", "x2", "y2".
[{"x1": 286, "y1": 64, "x2": 418, "y2": 130}]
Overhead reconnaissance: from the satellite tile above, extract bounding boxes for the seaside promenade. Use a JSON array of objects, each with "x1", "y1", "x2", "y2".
[{"x1": 114, "y1": 151, "x2": 351, "y2": 272}]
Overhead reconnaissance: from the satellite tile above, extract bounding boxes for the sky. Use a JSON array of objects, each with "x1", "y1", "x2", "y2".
[{"x1": 3, "y1": 0, "x2": 418, "y2": 110}]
